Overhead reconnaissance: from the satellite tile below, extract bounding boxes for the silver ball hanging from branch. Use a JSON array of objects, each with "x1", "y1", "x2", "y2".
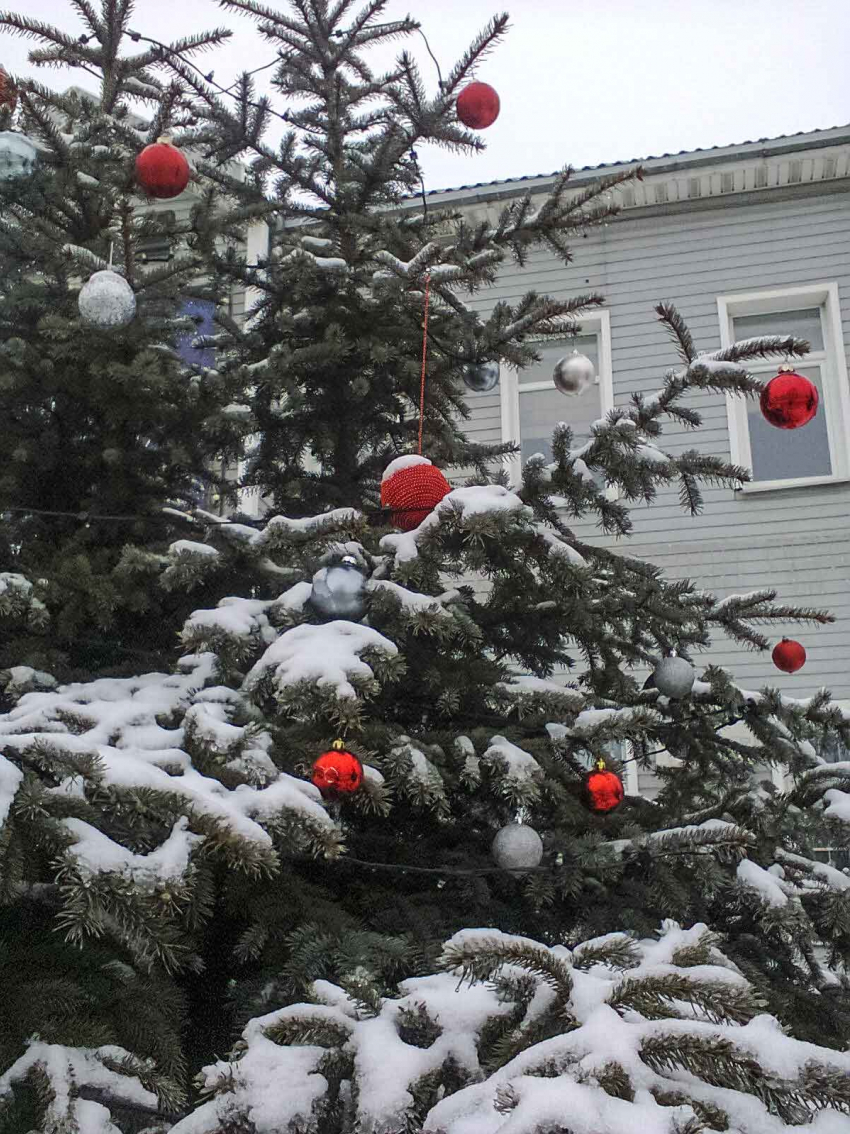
[
  {"x1": 652, "y1": 654, "x2": 696, "y2": 699},
  {"x1": 491, "y1": 823, "x2": 543, "y2": 871},
  {"x1": 553, "y1": 350, "x2": 595, "y2": 396},
  {"x1": 462, "y1": 360, "x2": 500, "y2": 393},
  {"x1": 309, "y1": 554, "x2": 368, "y2": 621},
  {"x1": 78, "y1": 269, "x2": 136, "y2": 330}
]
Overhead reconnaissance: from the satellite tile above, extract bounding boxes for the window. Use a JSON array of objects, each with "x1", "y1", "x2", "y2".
[
  {"x1": 718, "y1": 284, "x2": 850, "y2": 492},
  {"x1": 138, "y1": 210, "x2": 175, "y2": 262},
  {"x1": 501, "y1": 310, "x2": 613, "y2": 483},
  {"x1": 176, "y1": 299, "x2": 216, "y2": 370}
]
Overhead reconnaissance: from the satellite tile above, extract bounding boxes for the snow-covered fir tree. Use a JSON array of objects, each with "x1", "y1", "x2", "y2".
[
  {"x1": 0, "y1": 1, "x2": 256, "y2": 681},
  {"x1": 1, "y1": 2, "x2": 850, "y2": 1132}
]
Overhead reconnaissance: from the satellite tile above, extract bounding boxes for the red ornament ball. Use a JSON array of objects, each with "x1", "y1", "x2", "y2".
[
  {"x1": 0, "y1": 66, "x2": 16, "y2": 113},
  {"x1": 456, "y1": 82, "x2": 500, "y2": 130},
  {"x1": 759, "y1": 368, "x2": 818, "y2": 430},
  {"x1": 772, "y1": 638, "x2": 806, "y2": 674},
  {"x1": 135, "y1": 138, "x2": 191, "y2": 200},
  {"x1": 381, "y1": 455, "x2": 451, "y2": 532},
  {"x1": 311, "y1": 743, "x2": 363, "y2": 795},
  {"x1": 583, "y1": 763, "x2": 624, "y2": 814}
]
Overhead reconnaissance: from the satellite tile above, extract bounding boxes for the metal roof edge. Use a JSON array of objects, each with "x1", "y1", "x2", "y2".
[{"x1": 418, "y1": 125, "x2": 850, "y2": 204}]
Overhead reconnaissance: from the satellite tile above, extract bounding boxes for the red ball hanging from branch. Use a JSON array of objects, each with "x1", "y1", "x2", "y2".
[
  {"x1": 456, "y1": 82, "x2": 500, "y2": 130},
  {"x1": 772, "y1": 638, "x2": 806, "y2": 674},
  {"x1": 583, "y1": 759, "x2": 624, "y2": 815},
  {"x1": 135, "y1": 137, "x2": 191, "y2": 200},
  {"x1": 310, "y1": 740, "x2": 364, "y2": 796},
  {"x1": 759, "y1": 366, "x2": 818, "y2": 430},
  {"x1": 381, "y1": 455, "x2": 451, "y2": 532}
]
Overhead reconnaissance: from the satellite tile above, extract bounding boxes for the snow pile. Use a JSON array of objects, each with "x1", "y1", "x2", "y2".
[
  {"x1": 171, "y1": 921, "x2": 850, "y2": 1134},
  {"x1": 244, "y1": 621, "x2": 399, "y2": 702},
  {"x1": 481, "y1": 735, "x2": 542, "y2": 790},
  {"x1": 0, "y1": 653, "x2": 339, "y2": 887}
]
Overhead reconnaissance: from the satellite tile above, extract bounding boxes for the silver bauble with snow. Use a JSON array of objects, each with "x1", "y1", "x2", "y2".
[
  {"x1": 0, "y1": 131, "x2": 38, "y2": 179},
  {"x1": 309, "y1": 555, "x2": 368, "y2": 621},
  {"x1": 653, "y1": 655, "x2": 696, "y2": 699},
  {"x1": 553, "y1": 350, "x2": 595, "y2": 396},
  {"x1": 462, "y1": 361, "x2": 500, "y2": 393},
  {"x1": 78, "y1": 270, "x2": 136, "y2": 330},
  {"x1": 491, "y1": 823, "x2": 543, "y2": 871}
]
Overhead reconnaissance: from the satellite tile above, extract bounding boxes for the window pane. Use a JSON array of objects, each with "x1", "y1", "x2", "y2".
[
  {"x1": 747, "y1": 365, "x2": 830, "y2": 481},
  {"x1": 732, "y1": 308, "x2": 824, "y2": 352},
  {"x1": 176, "y1": 299, "x2": 216, "y2": 369},
  {"x1": 519, "y1": 381, "x2": 602, "y2": 464},
  {"x1": 519, "y1": 333, "x2": 599, "y2": 385}
]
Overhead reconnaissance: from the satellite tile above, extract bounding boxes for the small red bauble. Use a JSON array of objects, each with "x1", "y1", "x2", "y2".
[
  {"x1": 311, "y1": 740, "x2": 363, "y2": 795},
  {"x1": 381, "y1": 455, "x2": 451, "y2": 531},
  {"x1": 772, "y1": 638, "x2": 806, "y2": 674},
  {"x1": 456, "y1": 82, "x2": 500, "y2": 130},
  {"x1": 135, "y1": 137, "x2": 191, "y2": 200},
  {"x1": 583, "y1": 761, "x2": 624, "y2": 814},
  {"x1": 0, "y1": 67, "x2": 16, "y2": 113},
  {"x1": 759, "y1": 367, "x2": 818, "y2": 430}
]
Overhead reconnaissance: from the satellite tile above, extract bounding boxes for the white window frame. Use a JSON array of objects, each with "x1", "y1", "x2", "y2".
[
  {"x1": 718, "y1": 283, "x2": 850, "y2": 493},
  {"x1": 500, "y1": 309, "x2": 614, "y2": 486}
]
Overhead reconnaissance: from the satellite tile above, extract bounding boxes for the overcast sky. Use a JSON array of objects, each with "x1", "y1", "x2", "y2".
[{"x1": 4, "y1": 0, "x2": 849, "y2": 191}]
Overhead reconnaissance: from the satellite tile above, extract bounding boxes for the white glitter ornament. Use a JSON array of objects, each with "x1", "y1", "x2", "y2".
[
  {"x1": 491, "y1": 823, "x2": 543, "y2": 871},
  {"x1": 653, "y1": 654, "x2": 696, "y2": 699},
  {"x1": 553, "y1": 350, "x2": 595, "y2": 396},
  {"x1": 78, "y1": 270, "x2": 136, "y2": 330},
  {"x1": 309, "y1": 554, "x2": 368, "y2": 621}
]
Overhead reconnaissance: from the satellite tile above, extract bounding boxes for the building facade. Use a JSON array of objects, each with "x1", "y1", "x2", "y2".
[{"x1": 420, "y1": 127, "x2": 850, "y2": 805}]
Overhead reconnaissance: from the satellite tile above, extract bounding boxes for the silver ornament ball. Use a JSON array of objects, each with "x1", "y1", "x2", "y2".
[
  {"x1": 78, "y1": 270, "x2": 136, "y2": 330},
  {"x1": 491, "y1": 823, "x2": 543, "y2": 871},
  {"x1": 553, "y1": 350, "x2": 595, "y2": 396},
  {"x1": 653, "y1": 655, "x2": 696, "y2": 699},
  {"x1": 310, "y1": 560, "x2": 368, "y2": 621},
  {"x1": 462, "y1": 360, "x2": 500, "y2": 393}
]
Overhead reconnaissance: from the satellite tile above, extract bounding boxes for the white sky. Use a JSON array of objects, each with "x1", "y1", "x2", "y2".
[{"x1": 4, "y1": 0, "x2": 849, "y2": 191}]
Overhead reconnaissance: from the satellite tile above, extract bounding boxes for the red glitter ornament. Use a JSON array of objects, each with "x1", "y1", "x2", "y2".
[
  {"x1": 583, "y1": 760, "x2": 624, "y2": 815},
  {"x1": 381, "y1": 455, "x2": 451, "y2": 532},
  {"x1": 456, "y1": 82, "x2": 500, "y2": 130},
  {"x1": 759, "y1": 366, "x2": 818, "y2": 430},
  {"x1": 772, "y1": 638, "x2": 806, "y2": 674},
  {"x1": 311, "y1": 740, "x2": 364, "y2": 795},
  {"x1": 0, "y1": 67, "x2": 16, "y2": 113},
  {"x1": 135, "y1": 137, "x2": 191, "y2": 200}
]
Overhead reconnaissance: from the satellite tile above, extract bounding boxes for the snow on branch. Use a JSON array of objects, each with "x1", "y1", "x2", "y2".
[
  {"x1": 244, "y1": 621, "x2": 400, "y2": 705},
  {"x1": 172, "y1": 921, "x2": 850, "y2": 1133},
  {"x1": 380, "y1": 485, "x2": 531, "y2": 564},
  {"x1": 0, "y1": 653, "x2": 340, "y2": 901}
]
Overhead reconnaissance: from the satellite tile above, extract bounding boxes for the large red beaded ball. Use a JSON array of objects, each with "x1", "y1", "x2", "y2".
[
  {"x1": 759, "y1": 369, "x2": 818, "y2": 430},
  {"x1": 456, "y1": 82, "x2": 500, "y2": 130},
  {"x1": 0, "y1": 67, "x2": 16, "y2": 113},
  {"x1": 311, "y1": 746, "x2": 364, "y2": 795},
  {"x1": 381, "y1": 456, "x2": 451, "y2": 532},
  {"x1": 135, "y1": 139, "x2": 191, "y2": 200},
  {"x1": 583, "y1": 766, "x2": 624, "y2": 814},
  {"x1": 772, "y1": 638, "x2": 806, "y2": 674}
]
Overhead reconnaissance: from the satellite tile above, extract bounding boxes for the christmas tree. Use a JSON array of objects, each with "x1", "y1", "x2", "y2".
[
  {"x1": 2, "y1": 2, "x2": 850, "y2": 1132},
  {"x1": 0, "y1": 1, "x2": 256, "y2": 682}
]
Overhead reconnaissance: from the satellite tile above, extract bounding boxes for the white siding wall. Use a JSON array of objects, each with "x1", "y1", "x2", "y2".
[{"x1": 456, "y1": 187, "x2": 850, "y2": 711}]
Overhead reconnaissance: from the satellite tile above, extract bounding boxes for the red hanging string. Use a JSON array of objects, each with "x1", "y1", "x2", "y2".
[{"x1": 417, "y1": 273, "x2": 431, "y2": 456}]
